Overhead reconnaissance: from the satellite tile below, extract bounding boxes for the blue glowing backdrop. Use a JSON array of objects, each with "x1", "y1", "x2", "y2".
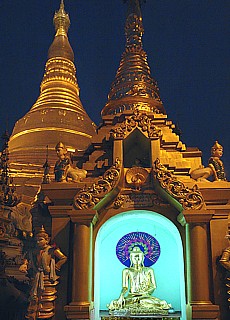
[{"x1": 94, "y1": 210, "x2": 187, "y2": 319}]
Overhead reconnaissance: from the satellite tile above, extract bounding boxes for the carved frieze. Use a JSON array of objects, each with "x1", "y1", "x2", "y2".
[
  {"x1": 101, "y1": 316, "x2": 180, "y2": 320},
  {"x1": 0, "y1": 131, "x2": 20, "y2": 207},
  {"x1": 113, "y1": 193, "x2": 165, "y2": 209},
  {"x1": 104, "y1": 102, "x2": 161, "y2": 116},
  {"x1": 154, "y1": 159, "x2": 204, "y2": 210},
  {"x1": 110, "y1": 110, "x2": 162, "y2": 139},
  {"x1": 110, "y1": 73, "x2": 159, "y2": 92},
  {"x1": 108, "y1": 72, "x2": 161, "y2": 102},
  {"x1": 74, "y1": 159, "x2": 121, "y2": 210},
  {"x1": 108, "y1": 82, "x2": 161, "y2": 102}
]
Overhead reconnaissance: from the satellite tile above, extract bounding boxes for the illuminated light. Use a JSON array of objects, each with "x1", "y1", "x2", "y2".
[
  {"x1": 95, "y1": 210, "x2": 187, "y2": 320},
  {"x1": 10, "y1": 162, "x2": 42, "y2": 167},
  {"x1": 31, "y1": 103, "x2": 86, "y2": 113},
  {"x1": 10, "y1": 127, "x2": 92, "y2": 141}
]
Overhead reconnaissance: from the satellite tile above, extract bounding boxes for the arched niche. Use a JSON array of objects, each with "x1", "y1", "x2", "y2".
[
  {"x1": 123, "y1": 129, "x2": 151, "y2": 167},
  {"x1": 94, "y1": 210, "x2": 187, "y2": 319}
]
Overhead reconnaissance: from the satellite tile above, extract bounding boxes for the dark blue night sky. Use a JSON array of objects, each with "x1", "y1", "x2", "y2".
[{"x1": 0, "y1": 1, "x2": 229, "y2": 175}]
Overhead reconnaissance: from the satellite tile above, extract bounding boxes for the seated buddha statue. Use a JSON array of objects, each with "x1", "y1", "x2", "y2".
[{"x1": 107, "y1": 246, "x2": 172, "y2": 315}]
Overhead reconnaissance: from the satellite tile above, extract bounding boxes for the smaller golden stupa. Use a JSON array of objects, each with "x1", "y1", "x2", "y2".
[{"x1": 9, "y1": 1, "x2": 96, "y2": 172}]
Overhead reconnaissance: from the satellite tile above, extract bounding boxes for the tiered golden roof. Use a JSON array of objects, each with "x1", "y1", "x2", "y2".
[
  {"x1": 9, "y1": 1, "x2": 96, "y2": 167},
  {"x1": 96, "y1": 1, "x2": 202, "y2": 179},
  {"x1": 102, "y1": 0, "x2": 165, "y2": 116}
]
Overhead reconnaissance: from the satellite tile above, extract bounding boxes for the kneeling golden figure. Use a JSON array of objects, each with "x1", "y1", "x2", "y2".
[{"x1": 107, "y1": 246, "x2": 171, "y2": 316}]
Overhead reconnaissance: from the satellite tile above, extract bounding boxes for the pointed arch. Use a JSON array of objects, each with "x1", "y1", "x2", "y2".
[
  {"x1": 94, "y1": 210, "x2": 187, "y2": 319},
  {"x1": 123, "y1": 128, "x2": 151, "y2": 167}
]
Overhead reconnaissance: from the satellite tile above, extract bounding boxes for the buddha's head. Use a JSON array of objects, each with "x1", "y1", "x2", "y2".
[
  {"x1": 211, "y1": 141, "x2": 223, "y2": 158},
  {"x1": 129, "y1": 246, "x2": 144, "y2": 267}
]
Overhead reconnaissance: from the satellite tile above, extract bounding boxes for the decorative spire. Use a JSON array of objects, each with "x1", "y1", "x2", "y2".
[
  {"x1": 125, "y1": 0, "x2": 143, "y2": 49},
  {"x1": 37, "y1": 1, "x2": 77, "y2": 101},
  {"x1": 0, "y1": 130, "x2": 20, "y2": 207},
  {"x1": 102, "y1": 0, "x2": 165, "y2": 117},
  {"x1": 48, "y1": 0, "x2": 74, "y2": 61},
  {"x1": 53, "y1": 0, "x2": 70, "y2": 36},
  {"x1": 0, "y1": 130, "x2": 10, "y2": 187},
  {"x1": 42, "y1": 145, "x2": 50, "y2": 184}
]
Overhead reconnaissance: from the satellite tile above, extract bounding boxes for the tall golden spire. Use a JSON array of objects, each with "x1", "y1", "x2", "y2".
[
  {"x1": 101, "y1": 0, "x2": 165, "y2": 117},
  {"x1": 9, "y1": 2, "x2": 96, "y2": 167}
]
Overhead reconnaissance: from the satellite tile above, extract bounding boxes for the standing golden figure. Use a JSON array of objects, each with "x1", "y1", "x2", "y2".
[
  {"x1": 19, "y1": 226, "x2": 67, "y2": 319},
  {"x1": 107, "y1": 246, "x2": 171, "y2": 316}
]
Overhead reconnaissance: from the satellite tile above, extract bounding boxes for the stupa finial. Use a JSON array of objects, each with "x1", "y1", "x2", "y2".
[
  {"x1": 53, "y1": 0, "x2": 70, "y2": 36},
  {"x1": 124, "y1": 0, "x2": 144, "y2": 17},
  {"x1": 124, "y1": 0, "x2": 144, "y2": 49},
  {"x1": 60, "y1": 0, "x2": 64, "y2": 9}
]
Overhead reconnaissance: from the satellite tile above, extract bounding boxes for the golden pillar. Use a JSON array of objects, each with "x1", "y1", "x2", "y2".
[
  {"x1": 72, "y1": 223, "x2": 90, "y2": 302},
  {"x1": 65, "y1": 210, "x2": 96, "y2": 320},
  {"x1": 150, "y1": 138, "x2": 160, "y2": 166},
  {"x1": 48, "y1": 206, "x2": 72, "y2": 320},
  {"x1": 184, "y1": 211, "x2": 220, "y2": 319},
  {"x1": 113, "y1": 139, "x2": 123, "y2": 164},
  {"x1": 190, "y1": 223, "x2": 211, "y2": 303}
]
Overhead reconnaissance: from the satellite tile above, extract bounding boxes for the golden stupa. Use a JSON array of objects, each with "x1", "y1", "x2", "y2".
[
  {"x1": 100, "y1": 0, "x2": 201, "y2": 174},
  {"x1": 9, "y1": 1, "x2": 96, "y2": 171},
  {"x1": 102, "y1": 0, "x2": 165, "y2": 117}
]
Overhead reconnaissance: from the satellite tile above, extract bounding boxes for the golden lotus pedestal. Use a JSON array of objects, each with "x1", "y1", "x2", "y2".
[{"x1": 100, "y1": 311, "x2": 181, "y2": 320}]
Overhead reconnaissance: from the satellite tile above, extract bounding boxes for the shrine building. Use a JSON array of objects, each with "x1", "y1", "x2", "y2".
[{"x1": 0, "y1": 1, "x2": 229, "y2": 320}]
